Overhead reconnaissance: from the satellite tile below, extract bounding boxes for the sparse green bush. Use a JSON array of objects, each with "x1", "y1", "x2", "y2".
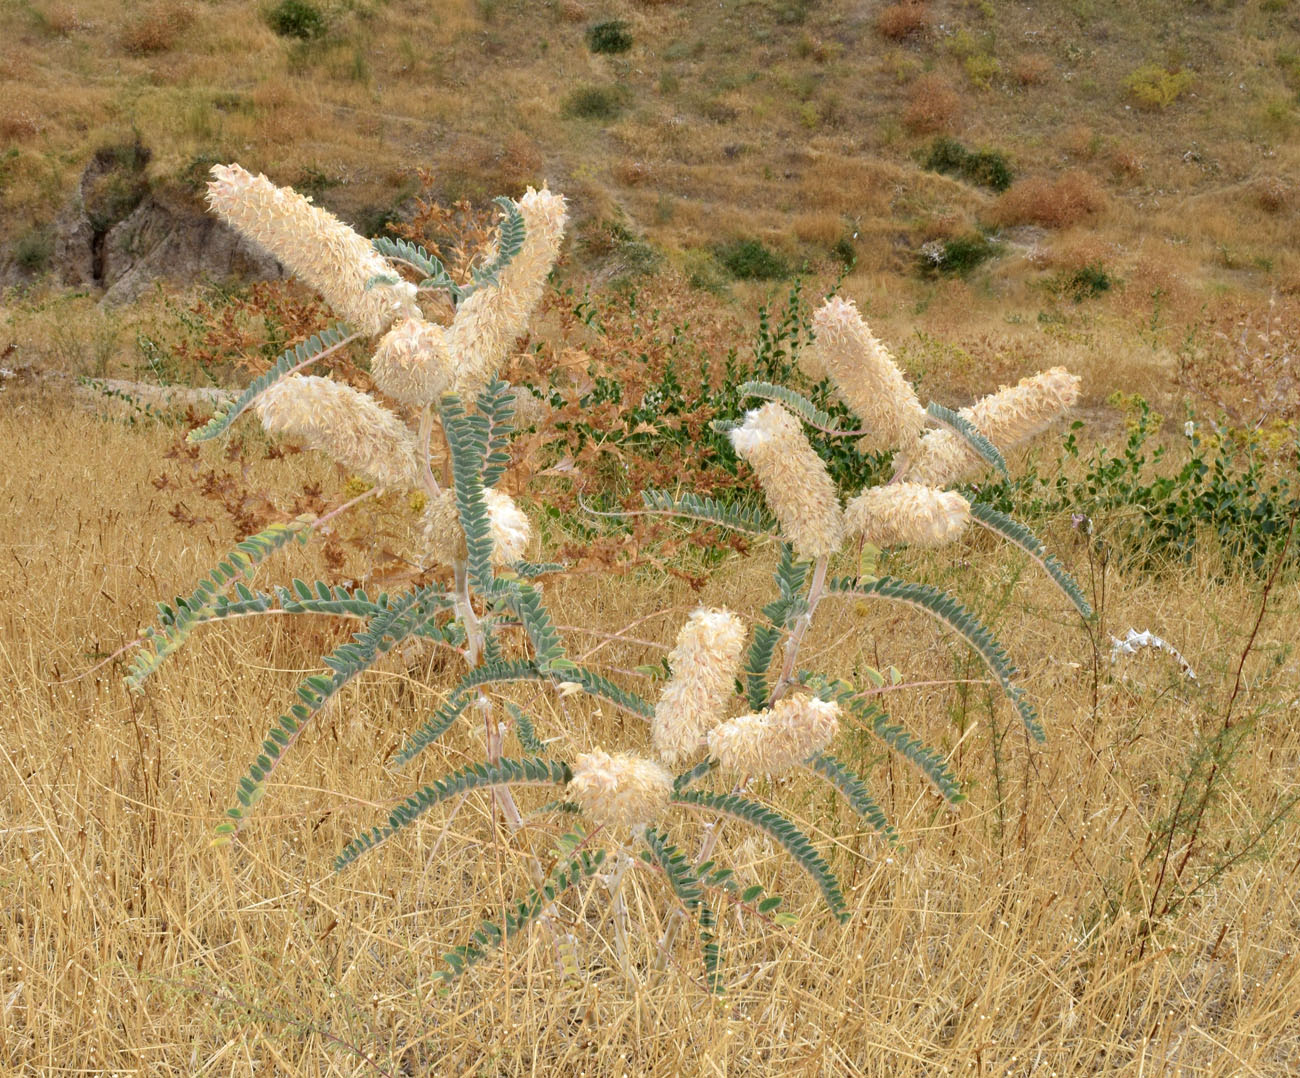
[
  {"x1": 1057, "y1": 261, "x2": 1112, "y2": 301},
  {"x1": 1125, "y1": 64, "x2": 1193, "y2": 109},
  {"x1": 586, "y1": 19, "x2": 633, "y2": 54},
  {"x1": 978, "y1": 399, "x2": 1300, "y2": 574},
  {"x1": 714, "y1": 238, "x2": 790, "y2": 280},
  {"x1": 562, "y1": 84, "x2": 627, "y2": 120},
  {"x1": 923, "y1": 136, "x2": 1013, "y2": 192},
  {"x1": 917, "y1": 232, "x2": 1001, "y2": 277},
  {"x1": 265, "y1": 0, "x2": 327, "y2": 40},
  {"x1": 14, "y1": 225, "x2": 54, "y2": 272}
]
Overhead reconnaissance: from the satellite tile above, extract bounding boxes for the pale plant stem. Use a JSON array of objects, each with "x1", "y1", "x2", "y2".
[
  {"x1": 657, "y1": 557, "x2": 828, "y2": 972},
  {"x1": 308, "y1": 486, "x2": 381, "y2": 533},
  {"x1": 451, "y1": 560, "x2": 484, "y2": 667},
  {"x1": 773, "y1": 555, "x2": 829, "y2": 703},
  {"x1": 417, "y1": 405, "x2": 441, "y2": 497},
  {"x1": 607, "y1": 845, "x2": 637, "y2": 984}
]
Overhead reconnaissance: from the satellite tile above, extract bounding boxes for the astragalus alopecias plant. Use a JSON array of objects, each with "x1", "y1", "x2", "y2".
[{"x1": 125, "y1": 164, "x2": 1091, "y2": 993}]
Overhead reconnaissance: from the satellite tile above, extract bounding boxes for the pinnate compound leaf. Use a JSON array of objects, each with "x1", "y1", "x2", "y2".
[
  {"x1": 188, "y1": 324, "x2": 355, "y2": 444},
  {"x1": 335, "y1": 757, "x2": 574, "y2": 871},
  {"x1": 827, "y1": 575, "x2": 1044, "y2": 741},
  {"x1": 673, "y1": 789, "x2": 848, "y2": 921},
  {"x1": 968, "y1": 502, "x2": 1093, "y2": 619},
  {"x1": 127, "y1": 517, "x2": 311, "y2": 690}
]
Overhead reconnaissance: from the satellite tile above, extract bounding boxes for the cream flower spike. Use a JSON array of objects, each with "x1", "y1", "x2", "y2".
[
  {"x1": 448, "y1": 186, "x2": 568, "y2": 398},
  {"x1": 708, "y1": 695, "x2": 840, "y2": 777},
  {"x1": 903, "y1": 367, "x2": 1081, "y2": 488},
  {"x1": 421, "y1": 487, "x2": 532, "y2": 567},
  {"x1": 567, "y1": 750, "x2": 674, "y2": 832},
  {"x1": 254, "y1": 375, "x2": 421, "y2": 489},
  {"x1": 846, "y1": 482, "x2": 971, "y2": 548},
  {"x1": 810, "y1": 297, "x2": 926, "y2": 450},
  {"x1": 652, "y1": 607, "x2": 747, "y2": 767},
  {"x1": 206, "y1": 164, "x2": 416, "y2": 336},
  {"x1": 371, "y1": 317, "x2": 455, "y2": 407},
  {"x1": 729, "y1": 402, "x2": 844, "y2": 560}
]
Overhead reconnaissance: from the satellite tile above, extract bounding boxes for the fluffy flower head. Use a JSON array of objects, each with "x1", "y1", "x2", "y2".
[
  {"x1": 371, "y1": 318, "x2": 455, "y2": 407},
  {"x1": 421, "y1": 487, "x2": 532, "y2": 566},
  {"x1": 729, "y1": 402, "x2": 844, "y2": 560},
  {"x1": 652, "y1": 607, "x2": 747, "y2": 767},
  {"x1": 846, "y1": 482, "x2": 971, "y2": 548},
  {"x1": 567, "y1": 750, "x2": 674, "y2": 832},
  {"x1": 206, "y1": 164, "x2": 415, "y2": 336},
  {"x1": 448, "y1": 187, "x2": 568, "y2": 398},
  {"x1": 708, "y1": 695, "x2": 840, "y2": 776},
  {"x1": 810, "y1": 297, "x2": 926, "y2": 450},
  {"x1": 254, "y1": 375, "x2": 420, "y2": 489},
  {"x1": 903, "y1": 367, "x2": 1081, "y2": 487}
]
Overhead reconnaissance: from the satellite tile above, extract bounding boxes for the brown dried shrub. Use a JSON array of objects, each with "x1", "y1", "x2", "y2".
[
  {"x1": 613, "y1": 159, "x2": 652, "y2": 186},
  {"x1": 119, "y1": 2, "x2": 193, "y2": 54},
  {"x1": 1011, "y1": 53, "x2": 1051, "y2": 86},
  {"x1": 875, "y1": 1, "x2": 929, "y2": 41},
  {"x1": 987, "y1": 170, "x2": 1106, "y2": 229},
  {"x1": 1254, "y1": 176, "x2": 1293, "y2": 214},
  {"x1": 0, "y1": 112, "x2": 41, "y2": 140},
  {"x1": 902, "y1": 74, "x2": 963, "y2": 134}
]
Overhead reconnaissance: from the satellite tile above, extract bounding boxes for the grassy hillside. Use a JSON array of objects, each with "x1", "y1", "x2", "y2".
[
  {"x1": 4, "y1": 0, "x2": 1300, "y2": 430},
  {"x1": 4, "y1": 0, "x2": 1300, "y2": 294}
]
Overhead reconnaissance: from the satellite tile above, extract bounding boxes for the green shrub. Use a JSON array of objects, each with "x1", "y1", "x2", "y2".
[
  {"x1": 978, "y1": 399, "x2": 1300, "y2": 574},
  {"x1": 713, "y1": 238, "x2": 790, "y2": 280},
  {"x1": 586, "y1": 19, "x2": 632, "y2": 54},
  {"x1": 917, "y1": 233, "x2": 1001, "y2": 277},
  {"x1": 1125, "y1": 64, "x2": 1193, "y2": 109},
  {"x1": 265, "y1": 0, "x2": 327, "y2": 40},
  {"x1": 14, "y1": 226, "x2": 54, "y2": 272},
  {"x1": 562, "y1": 84, "x2": 627, "y2": 120},
  {"x1": 1058, "y1": 262, "x2": 1112, "y2": 301},
  {"x1": 923, "y1": 137, "x2": 1013, "y2": 192}
]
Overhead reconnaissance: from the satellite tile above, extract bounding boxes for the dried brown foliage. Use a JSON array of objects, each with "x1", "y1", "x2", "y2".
[
  {"x1": 987, "y1": 170, "x2": 1106, "y2": 229},
  {"x1": 118, "y1": 2, "x2": 193, "y2": 54},
  {"x1": 1010, "y1": 53, "x2": 1051, "y2": 86},
  {"x1": 902, "y1": 74, "x2": 963, "y2": 135},
  {"x1": 874, "y1": 2, "x2": 929, "y2": 41}
]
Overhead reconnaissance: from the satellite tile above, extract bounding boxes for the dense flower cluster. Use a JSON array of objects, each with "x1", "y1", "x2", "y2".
[
  {"x1": 421, "y1": 487, "x2": 532, "y2": 566},
  {"x1": 903, "y1": 367, "x2": 1082, "y2": 487},
  {"x1": 708, "y1": 695, "x2": 841, "y2": 776},
  {"x1": 447, "y1": 187, "x2": 568, "y2": 398},
  {"x1": 254, "y1": 375, "x2": 420, "y2": 489},
  {"x1": 729, "y1": 403, "x2": 844, "y2": 560},
  {"x1": 206, "y1": 164, "x2": 416, "y2": 335},
  {"x1": 810, "y1": 297, "x2": 927, "y2": 449},
  {"x1": 567, "y1": 750, "x2": 674, "y2": 832},
  {"x1": 371, "y1": 317, "x2": 456, "y2": 406},
  {"x1": 652, "y1": 608, "x2": 747, "y2": 767},
  {"x1": 846, "y1": 482, "x2": 971, "y2": 548}
]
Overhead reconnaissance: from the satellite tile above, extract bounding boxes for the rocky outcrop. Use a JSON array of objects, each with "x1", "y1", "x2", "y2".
[
  {"x1": 97, "y1": 191, "x2": 285, "y2": 305},
  {"x1": 5, "y1": 142, "x2": 284, "y2": 300}
]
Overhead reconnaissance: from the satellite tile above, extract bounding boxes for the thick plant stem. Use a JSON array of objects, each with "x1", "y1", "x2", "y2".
[
  {"x1": 772, "y1": 555, "x2": 829, "y2": 704},
  {"x1": 479, "y1": 694, "x2": 524, "y2": 831}
]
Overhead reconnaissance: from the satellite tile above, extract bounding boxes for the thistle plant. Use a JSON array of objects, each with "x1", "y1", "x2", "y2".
[{"x1": 124, "y1": 165, "x2": 1092, "y2": 995}]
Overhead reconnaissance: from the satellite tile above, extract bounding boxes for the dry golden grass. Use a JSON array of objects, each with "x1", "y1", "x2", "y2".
[{"x1": 2, "y1": 382, "x2": 1298, "y2": 1074}]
